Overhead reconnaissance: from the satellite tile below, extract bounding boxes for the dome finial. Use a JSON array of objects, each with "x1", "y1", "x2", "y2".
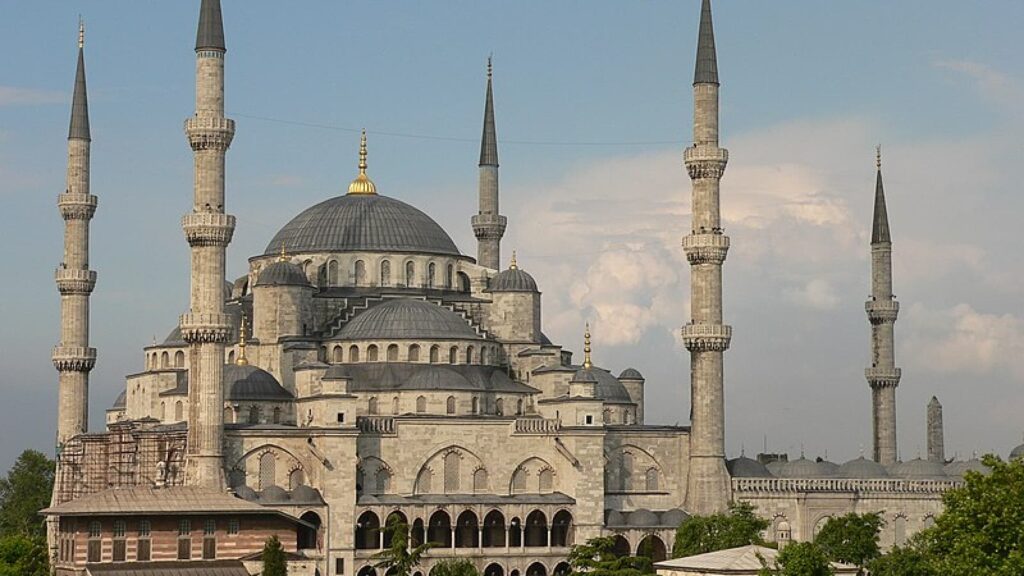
[
  {"x1": 278, "y1": 241, "x2": 288, "y2": 262},
  {"x1": 509, "y1": 250, "x2": 518, "y2": 270},
  {"x1": 876, "y1": 144, "x2": 882, "y2": 170},
  {"x1": 347, "y1": 129, "x2": 377, "y2": 195},
  {"x1": 583, "y1": 322, "x2": 593, "y2": 369},
  {"x1": 487, "y1": 54, "x2": 493, "y2": 79},
  {"x1": 236, "y1": 313, "x2": 249, "y2": 366},
  {"x1": 78, "y1": 16, "x2": 85, "y2": 49}
]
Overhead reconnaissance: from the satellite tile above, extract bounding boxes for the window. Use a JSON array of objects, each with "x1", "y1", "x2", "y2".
[
  {"x1": 273, "y1": 407, "x2": 281, "y2": 424},
  {"x1": 585, "y1": 414, "x2": 594, "y2": 425},
  {"x1": 466, "y1": 346, "x2": 474, "y2": 364},
  {"x1": 428, "y1": 263, "x2": 436, "y2": 287},
  {"x1": 621, "y1": 453, "x2": 633, "y2": 491},
  {"x1": 228, "y1": 519, "x2": 240, "y2": 535},
  {"x1": 179, "y1": 519, "x2": 191, "y2": 536},
  {"x1": 380, "y1": 260, "x2": 391, "y2": 286},
  {"x1": 203, "y1": 519, "x2": 217, "y2": 559},
  {"x1": 409, "y1": 344, "x2": 420, "y2": 362},
  {"x1": 387, "y1": 344, "x2": 399, "y2": 362},
  {"x1": 336, "y1": 412, "x2": 345, "y2": 423},
  {"x1": 539, "y1": 468, "x2": 554, "y2": 492},
  {"x1": 517, "y1": 399, "x2": 524, "y2": 415},
  {"x1": 376, "y1": 469, "x2": 392, "y2": 494},
  {"x1": 223, "y1": 406, "x2": 233, "y2": 424},
  {"x1": 512, "y1": 468, "x2": 527, "y2": 493},
  {"x1": 367, "y1": 345, "x2": 378, "y2": 362},
  {"x1": 259, "y1": 452, "x2": 276, "y2": 490},
  {"x1": 446, "y1": 396, "x2": 456, "y2": 414},
  {"x1": 443, "y1": 451, "x2": 460, "y2": 493},
  {"x1": 449, "y1": 346, "x2": 458, "y2": 364},
  {"x1": 87, "y1": 520, "x2": 102, "y2": 562},
  {"x1": 175, "y1": 400, "x2": 184, "y2": 421},
  {"x1": 333, "y1": 346, "x2": 343, "y2": 363},
  {"x1": 138, "y1": 520, "x2": 151, "y2": 537},
  {"x1": 446, "y1": 264, "x2": 454, "y2": 288},
  {"x1": 496, "y1": 398, "x2": 504, "y2": 416},
  {"x1": 349, "y1": 345, "x2": 360, "y2": 362},
  {"x1": 204, "y1": 519, "x2": 216, "y2": 535},
  {"x1": 354, "y1": 260, "x2": 366, "y2": 285},
  {"x1": 248, "y1": 405, "x2": 260, "y2": 424},
  {"x1": 289, "y1": 468, "x2": 305, "y2": 490},
  {"x1": 336, "y1": 558, "x2": 345, "y2": 575},
  {"x1": 137, "y1": 519, "x2": 151, "y2": 561},
  {"x1": 645, "y1": 468, "x2": 660, "y2": 491},
  {"x1": 178, "y1": 519, "x2": 192, "y2": 560},
  {"x1": 471, "y1": 397, "x2": 479, "y2": 414},
  {"x1": 473, "y1": 468, "x2": 488, "y2": 492},
  {"x1": 405, "y1": 261, "x2": 415, "y2": 286},
  {"x1": 112, "y1": 520, "x2": 126, "y2": 562},
  {"x1": 327, "y1": 260, "x2": 339, "y2": 286},
  {"x1": 416, "y1": 396, "x2": 427, "y2": 413},
  {"x1": 175, "y1": 350, "x2": 185, "y2": 367},
  {"x1": 391, "y1": 396, "x2": 400, "y2": 415},
  {"x1": 429, "y1": 345, "x2": 439, "y2": 363},
  {"x1": 368, "y1": 397, "x2": 378, "y2": 415}
]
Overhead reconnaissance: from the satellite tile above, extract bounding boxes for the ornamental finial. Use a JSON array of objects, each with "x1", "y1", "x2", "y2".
[
  {"x1": 279, "y1": 241, "x2": 288, "y2": 262},
  {"x1": 583, "y1": 322, "x2": 592, "y2": 369},
  {"x1": 876, "y1": 145, "x2": 882, "y2": 170},
  {"x1": 487, "y1": 55, "x2": 493, "y2": 79},
  {"x1": 78, "y1": 16, "x2": 85, "y2": 49},
  {"x1": 347, "y1": 129, "x2": 377, "y2": 195},
  {"x1": 236, "y1": 314, "x2": 249, "y2": 366},
  {"x1": 509, "y1": 250, "x2": 518, "y2": 270}
]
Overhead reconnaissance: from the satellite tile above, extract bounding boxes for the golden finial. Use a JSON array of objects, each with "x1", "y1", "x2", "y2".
[
  {"x1": 347, "y1": 129, "x2": 377, "y2": 195},
  {"x1": 876, "y1": 145, "x2": 882, "y2": 170},
  {"x1": 509, "y1": 250, "x2": 518, "y2": 270},
  {"x1": 78, "y1": 16, "x2": 85, "y2": 49},
  {"x1": 278, "y1": 241, "x2": 288, "y2": 263},
  {"x1": 487, "y1": 55, "x2": 493, "y2": 79},
  {"x1": 236, "y1": 314, "x2": 249, "y2": 366},
  {"x1": 583, "y1": 322, "x2": 592, "y2": 369}
]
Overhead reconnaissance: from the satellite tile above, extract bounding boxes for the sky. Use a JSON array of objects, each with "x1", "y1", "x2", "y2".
[{"x1": 1, "y1": 1, "x2": 1023, "y2": 472}]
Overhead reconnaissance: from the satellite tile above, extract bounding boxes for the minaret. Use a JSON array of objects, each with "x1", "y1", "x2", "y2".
[
  {"x1": 927, "y1": 396, "x2": 944, "y2": 463},
  {"x1": 682, "y1": 0, "x2": 732, "y2": 515},
  {"x1": 866, "y1": 147, "x2": 900, "y2": 465},
  {"x1": 53, "y1": 19, "x2": 98, "y2": 449},
  {"x1": 180, "y1": 0, "x2": 235, "y2": 487},
  {"x1": 471, "y1": 57, "x2": 506, "y2": 270}
]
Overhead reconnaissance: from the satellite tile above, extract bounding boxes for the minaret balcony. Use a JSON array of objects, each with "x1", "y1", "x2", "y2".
[
  {"x1": 471, "y1": 213, "x2": 508, "y2": 239},
  {"x1": 57, "y1": 193, "x2": 98, "y2": 220},
  {"x1": 185, "y1": 116, "x2": 235, "y2": 151},
  {"x1": 865, "y1": 367, "x2": 901, "y2": 387},
  {"x1": 681, "y1": 323, "x2": 732, "y2": 352},
  {"x1": 182, "y1": 213, "x2": 235, "y2": 247},
  {"x1": 684, "y1": 146, "x2": 728, "y2": 179},
  {"x1": 683, "y1": 233, "x2": 730, "y2": 265},
  {"x1": 179, "y1": 312, "x2": 233, "y2": 344},
  {"x1": 865, "y1": 299, "x2": 899, "y2": 322},
  {"x1": 55, "y1": 268, "x2": 97, "y2": 294},
  {"x1": 52, "y1": 346, "x2": 97, "y2": 372}
]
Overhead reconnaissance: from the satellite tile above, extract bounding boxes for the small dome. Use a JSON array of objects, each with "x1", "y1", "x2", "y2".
[
  {"x1": 836, "y1": 456, "x2": 890, "y2": 479},
  {"x1": 337, "y1": 299, "x2": 481, "y2": 341},
  {"x1": 818, "y1": 460, "x2": 841, "y2": 475},
  {"x1": 255, "y1": 260, "x2": 309, "y2": 287},
  {"x1": 765, "y1": 460, "x2": 786, "y2": 476},
  {"x1": 224, "y1": 364, "x2": 293, "y2": 401},
  {"x1": 488, "y1": 268, "x2": 538, "y2": 293},
  {"x1": 290, "y1": 485, "x2": 323, "y2": 504},
  {"x1": 891, "y1": 458, "x2": 948, "y2": 480},
  {"x1": 660, "y1": 509, "x2": 689, "y2": 527},
  {"x1": 571, "y1": 367, "x2": 599, "y2": 384},
  {"x1": 111, "y1": 390, "x2": 127, "y2": 409},
  {"x1": 945, "y1": 459, "x2": 988, "y2": 478},
  {"x1": 162, "y1": 326, "x2": 186, "y2": 346},
  {"x1": 727, "y1": 456, "x2": 773, "y2": 478},
  {"x1": 1010, "y1": 443, "x2": 1024, "y2": 461},
  {"x1": 259, "y1": 485, "x2": 290, "y2": 503},
  {"x1": 780, "y1": 457, "x2": 833, "y2": 478},
  {"x1": 605, "y1": 510, "x2": 626, "y2": 526},
  {"x1": 234, "y1": 486, "x2": 258, "y2": 501},
  {"x1": 619, "y1": 368, "x2": 644, "y2": 380},
  {"x1": 626, "y1": 509, "x2": 659, "y2": 527}
]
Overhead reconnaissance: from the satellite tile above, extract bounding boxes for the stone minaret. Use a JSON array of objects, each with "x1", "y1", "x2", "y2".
[
  {"x1": 54, "y1": 20, "x2": 98, "y2": 449},
  {"x1": 181, "y1": 0, "x2": 235, "y2": 487},
  {"x1": 866, "y1": 148, "x2": 900, "y2": 465},
  {"x1": 927, "y1": 396, "x2": 944, "y2": 463},
  {"x1": 471, "y1": 58, "x2": 506, "y2": 270},
  {"x1": 682, "y1": 0, "x2": 732, "y2": 515}
]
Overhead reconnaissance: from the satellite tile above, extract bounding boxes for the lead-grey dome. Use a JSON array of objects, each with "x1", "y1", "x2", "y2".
[
  {"x1": 223, "y1": 364, "x2": 293, "y2": 401},
  {"x1": 1010, "y1": 443, "x2": 1024, "y2": 461},
  {"x1": 265, "y1": 194, "x2": 461, "y2": 257},
  {"x1": 945, "y1": 459, "x2": 988, "y2": 478},
  {"x1": 111, "y1": 390, "x2": 127, "y2": 409},
  {"x1": 619, "y1": 368, "x2": 644, "y2": 380},
  {"x1": 337, "y1": 299, "x2": 481, "y2": 341},
  {"x1": 727, "y1": 456, "x2": 773, "y2": 478},
  {"x1": 780, "y1": 457, "x2": 833, "y2": 478},
  {"x1": 488, "y1": 268, "x2": 538, "y2": 292},
  {"x1": 891, "y1": 458, "x2": 948, "y2": 480},
  {"x1": 255, "y1": 260, "x2": 309, "y2": 287},
  {"x1": 836, "y1": 456, "x2": 890, "y2": 479}
]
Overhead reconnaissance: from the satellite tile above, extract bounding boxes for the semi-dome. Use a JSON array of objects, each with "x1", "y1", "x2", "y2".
[
  {"x1": 619, "y1": 368, "x2": 644, "y2": 380},
  {"x1": 836, "y1": 456, "x2": 890, "y2": 479},
  {"x1": 337, "y1": 299, "x2": 481, "y2": 341},
  {"x1": 234, "y1": 486, "x2": 258, "y2": 501},
  {"x1": 891, "y1": 458, "x2": 948, "y2": 480},
  {"x1": 727, "y1": 456, "x2": 773, "y2": 478},
  {"x1": 625, "y1": 509, "x2": 659, "y2": 527},
  {"x1": 255, "y1": 260, "x2": 309, "y2": 287},
  {"x1": 488, "y1": 268, "x2": 538, "y2": 293},
  {"x1": 660, "y1": 509, "x2": 689, "y2": 526},
  {"x1": 223, "y1": 364, "x2": 293, "y2": 401},
  {"x1": 780, "y1": 457, "x2": 833, "y2": 478},
  {"x1": 1010, "y1": 443, "x2": 1024, "y2": 461},
  {"x1": 290, "y1": 485, "x2": 324, "y2": 504},
  {"x1": 259, "y1": 485, "x2": 290, "y2": 503},
  {"x1": 264, "y1": 194, "x2": 461, "y2": 257}
]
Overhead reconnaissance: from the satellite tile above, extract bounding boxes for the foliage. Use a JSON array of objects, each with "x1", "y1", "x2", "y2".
[
  {"x1": 758, "y1": 542, "x2": 833, "y2": 576},
  {"x1": 0, "y1": 534, "x2": 49, "y2": 576},
  {"x1": 672, "y1": 501, "x2": 768, "y2": 558},
  {"x1": 813, "y1": 512, "x2": 882, "y2": 572},
  {"x1": 567, "y1": 536, "x2": 654, "y2": 576},
  {"x1": 0, "y1": 450, "x2": 55, "y2": 539},
  {"x1": 372, "y1": 516, "x2": 433, "y2": 576},
  {"x1": 261, "y1": 535, "x2": 288, "y2": 576},
  {"x1": 429, "y1": 559, "x2": 481, "y2": 576},
  {"x1": 866, "y1": 545, "x2": 935, "y2": 576}
]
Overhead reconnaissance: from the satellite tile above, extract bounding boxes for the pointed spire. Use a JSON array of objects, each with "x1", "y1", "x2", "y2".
[
  {"x1": 693, "y1": 0, "x2": 719, "y2": 86},
  {"x1": 69, "y1": 18, "x2": 90, "y2": 141},
  {"x1": 583, "y1": 323, "x2": 593, "y2": 369},
  {"x1": 929, "y1": 396, "x2": 941, "y2": 406},
  {"x1": 347, "y1": 130, "x2": 377, "y2": 195},
  {"x1": 195, "y1": 0, "x2": 226, "y2": 52},
  {"x1": 872, "y1": 145, "x2": 891, "y2": 244},
  {"x1": 479, "y1": 56, "x2": 499, "y2": 167}
]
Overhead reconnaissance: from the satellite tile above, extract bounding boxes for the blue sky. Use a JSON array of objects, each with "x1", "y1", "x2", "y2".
[{"x1": 2, "y1": 1, "x2": 1023, "y2": 472}]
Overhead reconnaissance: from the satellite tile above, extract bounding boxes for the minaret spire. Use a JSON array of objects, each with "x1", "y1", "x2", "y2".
[
  {"x1": 472, "y1": 57, "x2": 507, "y2": 269},
  {"x1": 866, "y1": 148, "x2": 901, "y2": 465},
  {"x1": 181, "y1": 0, "x2": 235, "y2": 488},
  {"x1": 54, "y1": 18, "x2": 99, "y2": 448},
  {"x1": 683, "y1": 0, "x2": 732, "y2": 515}
]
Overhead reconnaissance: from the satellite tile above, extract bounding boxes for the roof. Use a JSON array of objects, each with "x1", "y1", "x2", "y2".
[
  {"x1": 69, "y1": 46, "x2": 90, "y2": 141},
  {"x1": 255, "y1": 260, "x2": 309, "y2": 287},
  {"x1": 264, "y1": 194, "x2": 461, "y2": 257},
  {"x1": 110, "y1": 390, "x2": 127, "y2": 409},
  {"x1": 727, "y1": 456, "x2": 772, "y2": 478},
  {"x1": 86, "y1": 560, "x2": 248, "y2": 576},
  {"x1": 324, "y1": 362, "x2": 535, "y2": 394},
  {"x1": 337, "y1": 299, "x2": 481, "y2": 340},
  {"x1": 195, "y1": 0, "x2": 226, "y2": 52},
  {"x1": 604, "y1": 508, "x2": 687, "y2": 528},
  {"x1": 619, "y1": 368, "x2": 644, "y2": 380},
  {"x1": 891, "y1": 458, "x2": 948, "y2": 480},
  {"x1": 779, "y1": 457, "x2": 833, "y2": 478},
  {"x1": 1011, "y1": 443, "x2": 1024, "y2": 461},
  {"x1": 488, "y1": 267, "x2": 538, "y2": 292},
  {"x1": 836, "y1": 456, "x2": 890, "y2": 479},
  {"x1": 480, "y1": 62, "x2": 499, "y2": 167},
  {"x1": 693, "y1": 0, "x2": 719, "y2": 86},
  {"x1": 945, "y1": 458, "x2": 988, "y2": 477},
  {"x1": 872, "y1": 167, "x2": 891, "y2": 243},
  {"x1": 43, "y1": 487, "x2": 291, "y2": 517},
  {"x1": 656, "y1": 545, "x2": 859, "y2": 574},
  {"x1": 223, "y1": 364, "x2": 293, "y2": 401}
]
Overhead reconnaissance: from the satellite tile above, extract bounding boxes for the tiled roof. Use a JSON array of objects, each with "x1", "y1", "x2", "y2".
[
  {"x1": 86, "y1": 560, "x2": 247, "y2": 576},
  {"x1": 43, "y1": 487, "x2": 283, "y2": 517},
  {"x1": 656, "y1": 545, "x2": 858, "y2": 574}
]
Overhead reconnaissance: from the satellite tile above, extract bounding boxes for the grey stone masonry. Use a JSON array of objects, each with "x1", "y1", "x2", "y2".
[
  {"x1": 55, "y1": 23, "x2": 97, "y2": 447},
  {"x1": 866, "y1": 158, "x2": 900, "y2": 465},
  {"x1": 182, "y1": 0, "x2": 234, "y2": 488},
  {"x1": 472, "y1": 60, "x2": 506, "y2": 270},
  {"x1": 927, "y1": 397, "x2": 944, "y2": 463},
  {"x1": 683, "y1": 0, "x2": 732, "y2": 516}
]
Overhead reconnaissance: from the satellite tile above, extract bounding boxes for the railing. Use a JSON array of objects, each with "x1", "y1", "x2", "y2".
[
  {"x1": 682, "y1": 234, "x2": 730, "y2": 250},
  {"x1": 52, "y1": 346, "x2": 97, "y2": 360},
  {"x1": 732, "y1": 477, "x2": 961, "y2": 494},
  {"x1": 865, "y1": 367, "x2": 901, "y2": 380},
  {"x1": 179, "y1": 312, "x2": 233, "y2": 329},
  {"x1": 683, "y1": 146, "x2": 729, "y2": 164},
  {"x1": 55, "y1": 269, "x2": 97, "y2": 283},
  {"x1": 680, "y1": 324, "x2": 732, "y2": 339},
  {"x1": 185, "y1": 116, "x2": 235, "y2": 132},
  {"x1": 514, "y1": 418, "x2": 560, "y2": 434},
  {"x1": 865, "y1": 300, "x2": 899, "y2": 312},
  {"x1": 181, "y1": 213, "x2": 236, "y2": 228},
  {"x1": 357, "y1": 416, "x2": 396, "y2": 434}
]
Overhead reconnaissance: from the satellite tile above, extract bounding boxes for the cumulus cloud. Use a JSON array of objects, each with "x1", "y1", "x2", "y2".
[
  {"x1": 785, "y1": 278, "x2": 840, "y2": 310},
  {"x1": 903, "y1": 302, "x2": 1024, "y2": 378}
]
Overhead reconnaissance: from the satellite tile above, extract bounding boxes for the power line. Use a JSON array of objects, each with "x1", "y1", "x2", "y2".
[{"x1": 230, "y1": 112, "x2": 686, "y2": 147}]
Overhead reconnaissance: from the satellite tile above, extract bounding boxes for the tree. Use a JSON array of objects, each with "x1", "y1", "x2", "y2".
[
  {"x1": 0, "y1": 534, "x2": 49, "y2": 576},
  {"x1": 261, "y1": 535, "x2": 287, "y2": 576},
  {"x1": 567, "y1": 536, "x2": 654, "y2": 576},
  {"x1": 672, "y1": 501, "x2": 769, "y2": 558},
  {"x1": 866, "y1": 545, "x2": 935, "y2": 576},
  {"x1": 429, "y1": 559, "x2": 480, "y2": 576},
  {"x1": 758, "y1": 542, "x2": 833, "y2": 576},
  {"x1": 813, "y1": 512, "x2": 882, "y2": 573},
  {"x1": 0, "y1": 450, "x2": 55, "y2": 539},
  {"x1": 372, "y1": 516, "x2": 433, "y2": 576}
]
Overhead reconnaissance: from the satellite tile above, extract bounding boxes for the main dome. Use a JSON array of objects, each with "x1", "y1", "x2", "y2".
[{"x1": 264, "y1": 194, "x2": 462, "y2": 257}]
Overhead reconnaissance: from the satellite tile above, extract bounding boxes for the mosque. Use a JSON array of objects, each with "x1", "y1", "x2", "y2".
[{"x1": 42, "y1": 1, "x2": 1018, "y2": 575}]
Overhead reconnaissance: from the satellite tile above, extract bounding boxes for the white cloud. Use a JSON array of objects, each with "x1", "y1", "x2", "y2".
[
  {"x1": 0, "y1": 86, "x2": 66, "y2": 106},
  {"x1": 785, "y1": 278, "x2": 840, "y2": 310},
  {"x1": 903, "y1": 302, "x2": 1024, "y2": 378}
]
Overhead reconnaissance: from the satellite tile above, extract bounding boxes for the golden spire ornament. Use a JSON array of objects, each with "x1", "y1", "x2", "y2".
[
  {"x1": 583, "y1": 322, "x2": 593, "y2": 369},
  {"x1": 78, "y1": 17, "x2": 85, "y2": 49},
  {"x1": 236, "y1": 314, "x2": 249, "y2": 366},
  {"x1": 278, "y1": 241, "x2": 288, "y2": 262},
  {"x1": 347, "y1": 129, "x2": 377, "y2": 195},
  {"x1": 876, "y1": 144, "x2": 882, "y2": 170},
  {"x1": 509, "y1": 250, "x2": 518, "y2": 270}
]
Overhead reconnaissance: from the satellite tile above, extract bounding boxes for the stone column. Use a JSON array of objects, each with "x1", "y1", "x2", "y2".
[{"x1": 927, "y1": 397, "x2": 944, "y2": 463}]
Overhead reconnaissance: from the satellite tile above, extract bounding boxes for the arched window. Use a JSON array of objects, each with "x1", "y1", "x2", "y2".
[
  {"x1": 175, "y1": 350, "x2": 185, "y2": 367},
  {"x1": 259, "y1": 452, "x2": 275, "y2": 490},
  {"x1": 288, "y1": 468, "x2": 305, "y2": 490},
  {"x1": 539, "y1": 468, "x2": 554, "y2": 492},
  {"x1": 368, "y1": 397, "x2": 378, "y2": 415},
  {"x1": 354, "y1": 260, "x2": 366, "y2": 285},
  {"x1": 645, "y1": 468, "x2": 660, "y2": 491},
  {"x1": 551, "y1": 511, "x2": 574, "y2": 548},
  {"x1": 455, "y1": 511, "x2": 479, "y2": 548},
  {"x1": 160, "y1": 402, "x2": 166, "y2": 420},
  {"x1": 525, "y1": 510, "x2": 548, "y2": 547},
  {"x1": 621, "y1": 452, "x2": 634, "y2": 491},
  {"x1": 446, "y1": 264, "x2": 454, "y2": 288},
  {"x1": 458, "y1": 272, "x2": 471, "y2": 292},
  {"x1": 427, "y1": 511, "x2": 451, "y2": 548},
  {"x1": 429, "y1": 345, "x2": 439, "y2": 363},
  {"x1": 495, "y1": 398, "x2": 504, "y2": 416},
  {"x1": 473, "y1": 468, "x2": 489, "y2": 492},
  {"x1": 512, "y1": 468, "x2": 527, "y2": 494},
  {"x1": 416, "y1": 396, "x2": 427, "y2": 413},
  {"x1": 382, "y1": 512, "x2": 407, "y2": 548},
  {"x1": 471, "y1": 397, "x2": 479, "y2": 414},
  {"x1": 327, "y1": 260, "x2": 339, "y2": 286},
  {"x1": 161, "y1": 351, "x2": 170, "y2": 368},
  {"x1": 774, "y1": 518, "x2": 791, "y2": 542},
  {"x1": 427, "y1": 263, "x2": 436, "y2": 287},
  {"x1": 367, "y1": 345, "x2": 378, "y2": 362},
  {"x1": 376, "y1": 468, "x2": 391, "y2": 494},
  {"x1": 517, "y1": 399, "x2": 524, "y2": 415},
  {"x1": 894, "y1": 516, "x2": 907, "y2": 546},
  {"x1": 405, "y1": 261, "x2": 415, "y2": 286},
  {"x1": 355, "y1": 512, "x2": 380, "y2": 550},
  {"x1": 380, "y1": 260, "x2": 391, "y2": 286},
  {"x1": 416, "y1": 467, "x2": 432, "y2": 493},
  {"x1": 483, "y1": 511, "x2": 505, "y2": 548},
  {"x1": 446, "y1": 396, "x2": 456, "y2": 414},
  {"x1": 333, "y1": 346, "x2": 343, "y2": 363},
  {"x1": 466, "y1": 346, "x2": 475, "y2": 364},
  {"x1": 409, "y1": 344, "x2": 421, "y2": 362},
  {"x1": 227, "y1": 350, "x2": 235, "y2": 364},
  {"x1": 223, "y1": 406, "x2": 233, "y2": 424},
  {"x1": 443, "y1": 451, "x2": 460, "y2": 493},
  {"x1": 248, "y1": 405, "x2": 260, "y2": 424},
  {"x1": 391, "y1": 397, "x2": 399, "y2": 415},
  {"x1": 449, "y1": 346, "x2": 458, "y2": 364},
  {"x1": 387, "y1": 344, "x2": 399, "y2": 362},
  {"x1": 636, "y1": 534, "x2": 666, "y2": 562},
  {"x1": 174, "y1": 401, "x2": 183, "y2": 421},
  {"x1": 481, "y1": 347, "x2": 489, "y2": 365}
]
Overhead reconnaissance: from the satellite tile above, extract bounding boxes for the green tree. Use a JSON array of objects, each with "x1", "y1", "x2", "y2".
[
  {"x1": 672, "y1": 501, "x2": 769, "y2": 558},
  {"x1": 567, "y1": 536, "x2": 654, "y2": 576},
  {"x1": 866, "y1": 545, "x2": 935, "y2": 576},
  {"x1": 0, "y1": 534, "x2": 49, "y2": 576},
  {"x1": 0, "y1": 450, "x2": 55, "y2": 539},
  {"x1": 429, "y1": 559, "x2": 480, "y2": 576},
  {"x1": 758, "y1": 542, "x2": 833, "y2": 576},
  {"x1": 813, "y1": 512, "x2": 882, "y2": 573},
  {"x1": 372, "y1": 517, "x2": 433, "y2": 576},
  {"x1": 261, "y1": 535, "x2": 287, "y2": 576}
]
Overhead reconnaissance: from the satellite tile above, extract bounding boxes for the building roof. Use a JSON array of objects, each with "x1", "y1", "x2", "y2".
[
  {"x1": 264, "y1": 193, "x2": 461, "y2": 257},
  {"x1": 836, "y1": 456, "x2": 890, "y2": 479},
  {"x1": 534, "y1": 363, "x2": 632, "y2": 402},
  {"x1": 195, "y1": 0, "x2": 226, "y2": 52},
  {"x1": 693, "y1": 0, "x2": 719, "y2": 86},
  {"x1": 86, "y1": 560, "x2": 248, "y2": 576},
  {"x1": 1010, "y1": 442, "x2": 1024, "y2": 461},
  {"x1": 480, "y1": 60, "x2": 499, "y2": 167},
  {"x1": 224, "y1": 364, "x2": 294, "y2": 401},
  {"x1": 255, "y1": 260, "x2": 309, "y2": 287},
  {"x1": 727, "y1": 456, "x2": 773, "y2": 478},
  {"x1": 891, "y1": 458, "x2": 948, "y2": 480},
  {"x1": 619, "y1": 367, "x2": 644, "y2": 380},
  {"x1": 69, "y1": 42, "x2": 90, "y2": 141},
  {"x1": 945, "y1": 458, "x2": 988, "y2": 478},
  {"x1": 656, "y1": 545, "x2": 858, "y2": 574},
  {"x1": 110, "y1": 390, "x2": 126, "y2": 409},
  {"x1": 872, "y1": 166, "x2": 891, "y2": 244},
  {"x1": 42, "y1": 486, "x2": 291, "y2": 518},
  {"x1": 337, "y1": 299, "x2": 481, "y2": 340},
  {"x1": 325, "y1": 362, "x2": 535, "y2": 394},
  {"x1": 488, "y1": 267, "x2": 538, "y2": 292},
  {"x1": 779, "y1": 457, "x2": 833, "y2": 478}
]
